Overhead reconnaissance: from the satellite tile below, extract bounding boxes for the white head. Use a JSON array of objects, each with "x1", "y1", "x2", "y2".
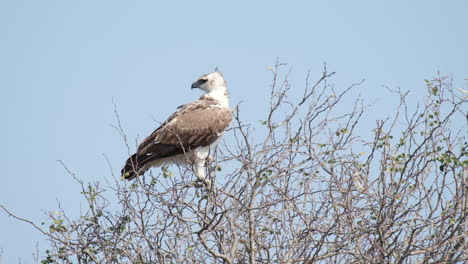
[{"x1": 191, "y1": 70, "x2": 227, "y2": 93}]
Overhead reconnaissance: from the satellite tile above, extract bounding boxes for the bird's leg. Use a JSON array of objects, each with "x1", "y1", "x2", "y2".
[
  {"x1": 205, "y1": 154, "x2": 213, "y2": 164},
  {"x1": 194, "y1": 159, "x2": 212, "y2": 190}
]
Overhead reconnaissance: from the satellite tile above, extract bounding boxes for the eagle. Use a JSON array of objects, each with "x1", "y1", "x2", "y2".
[{"x1": 121, "y1": 70, "x2": 232, "y2": 189}]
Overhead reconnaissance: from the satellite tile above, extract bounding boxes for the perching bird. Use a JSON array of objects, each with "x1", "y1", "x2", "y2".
[{"x1": 121, "y1": 70, "x2": 232, "y2": 189}]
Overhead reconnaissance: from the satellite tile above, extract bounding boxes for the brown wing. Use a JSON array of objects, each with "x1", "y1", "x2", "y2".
[
  {"x1": 145, "y1": 106, "x2": 231, "y2": 148},
  {"x1": 136, "y1": 103, "x2": 192, "y2": 153},
  {"x1": 121, "y1": 100, "x2": 232, "y2": 180}
]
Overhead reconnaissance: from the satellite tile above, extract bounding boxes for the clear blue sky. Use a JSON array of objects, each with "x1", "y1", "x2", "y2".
[{"x1": 1, "y1": 0, "x2": 466, "y2": 263}]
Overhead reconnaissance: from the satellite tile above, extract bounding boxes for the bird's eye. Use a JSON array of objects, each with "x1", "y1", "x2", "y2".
[{"x1": 199, "y1": 79, "x2": 208, "y2": 84}]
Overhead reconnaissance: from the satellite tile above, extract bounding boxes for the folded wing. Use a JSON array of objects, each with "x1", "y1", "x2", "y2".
[{"x1": 122, "y1": 99, "x2": 232, "y2": 180}]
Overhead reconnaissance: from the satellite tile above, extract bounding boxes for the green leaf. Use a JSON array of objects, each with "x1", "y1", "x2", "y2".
[{"x1": 439, "y1": 164, "x2": 445, "y2": 172}]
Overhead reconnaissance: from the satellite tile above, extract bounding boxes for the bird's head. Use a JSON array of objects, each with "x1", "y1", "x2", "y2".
[{"x1": 191, "y1": 69, "x2": 226, "y2": 92}]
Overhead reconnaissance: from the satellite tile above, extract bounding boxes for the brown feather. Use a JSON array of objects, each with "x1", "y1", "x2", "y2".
[{"x1": 121, "y1": 96, "x2": 232, "y2": 180}]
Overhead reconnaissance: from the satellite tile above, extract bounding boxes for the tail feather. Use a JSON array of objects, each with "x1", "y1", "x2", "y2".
[
  {"x1": 121, "y1": 154, "x2": 144, "y2": 180},
  {"x1": 121, "y1": 144, "x2": 184, "y2": 180}
]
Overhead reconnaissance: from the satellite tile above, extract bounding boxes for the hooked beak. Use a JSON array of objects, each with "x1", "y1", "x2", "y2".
[{"x1": 191, "y1": 80, "x2": 202, "y2": 89}]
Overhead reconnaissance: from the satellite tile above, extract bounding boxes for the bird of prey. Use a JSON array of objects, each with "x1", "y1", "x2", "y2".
[{"x1": 121, "y1": 70, "x2": 232, "y2": 189}]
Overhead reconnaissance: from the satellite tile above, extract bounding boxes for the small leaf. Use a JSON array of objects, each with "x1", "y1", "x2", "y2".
[{"x1": 439, "y1": 164, "x2": 445, "y2": 172}]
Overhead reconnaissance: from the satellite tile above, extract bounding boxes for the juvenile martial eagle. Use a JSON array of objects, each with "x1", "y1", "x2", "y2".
[{"x1": 121, "y1": 70, "x2": 232, "y2": 189}]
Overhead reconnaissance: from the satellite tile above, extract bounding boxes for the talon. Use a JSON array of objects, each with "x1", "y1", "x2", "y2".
[{"x1": 195, "y1": 177, "x2": 212, "y2": 190}]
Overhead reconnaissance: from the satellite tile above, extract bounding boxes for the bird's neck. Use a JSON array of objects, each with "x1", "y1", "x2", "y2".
[{"x1": 204, "y1": 87, "x2": 229, "y2": 107}]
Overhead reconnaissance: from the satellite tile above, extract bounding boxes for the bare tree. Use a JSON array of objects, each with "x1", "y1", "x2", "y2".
[{"x1": 1, "y1": 62, "x2": 467, "y2": 264}]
